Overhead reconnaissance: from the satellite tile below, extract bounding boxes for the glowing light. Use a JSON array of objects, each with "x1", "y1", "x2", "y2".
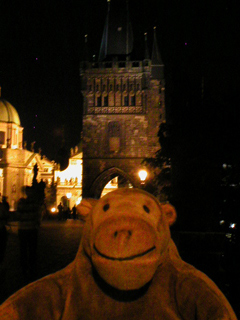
[
  {"x1": 138, "y1": 170, "x2": 148, "y2": 182},
  {"x1": 185, "y1": 42, "x2": 188, "y2": 46},
  {"x1": 229, "y1": 223, "x2": 236, "y2": 229},
  {"x1": 76, "y1": 197, "x2": 82, "y2": 205},
  {"x1": 66, "y1": 192, "x2": 72, "y2": 199},
  {"x1": 51, "y1": 207, "x2": 56, "y2": 213}
]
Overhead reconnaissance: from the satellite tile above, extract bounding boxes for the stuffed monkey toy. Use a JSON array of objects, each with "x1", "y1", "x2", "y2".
[{"x1": 0, "y1": 188, "x2": 237, "y2": 319}]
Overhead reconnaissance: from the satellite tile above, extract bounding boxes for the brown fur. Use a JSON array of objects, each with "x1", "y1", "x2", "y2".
[{"x1": 0, "y1": 188, "x2": 237, "y2": 319}]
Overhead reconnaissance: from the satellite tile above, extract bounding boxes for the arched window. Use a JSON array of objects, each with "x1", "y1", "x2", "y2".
[
  {"x1": 104, "y1": 95, "x2": 108, "y2": 106},
  {"x1": 131, "y1": 95, "x2": 136, "y2": 106},
  {"x1": 124, "y1": 95, "x2": 129, "y2": 106},
  {"x1": 97, "y1": 96, "x2": 101, "y2": 106}
]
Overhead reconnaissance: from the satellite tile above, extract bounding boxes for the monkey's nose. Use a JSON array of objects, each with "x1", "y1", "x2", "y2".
[
  {"x1": 113, "y1": 229, "x2": 133, "y2": 249},
  {"x1": 114, "y1": 229, "x2": 132, "y2": 238}
]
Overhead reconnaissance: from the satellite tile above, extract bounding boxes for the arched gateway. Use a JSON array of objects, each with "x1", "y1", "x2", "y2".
[
  {"x1": 89, "y1": 167, "x2": 135, "y2": 199},
  {"x1": 80, "y1": 1, "x2": 165, "y2": 199}
]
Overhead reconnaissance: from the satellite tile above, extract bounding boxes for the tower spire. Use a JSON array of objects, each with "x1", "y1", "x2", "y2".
[
  {"x1": 99, "y1": 0, "x2": 110, "y2": 61},
  {"x1": 126, "y1": 0, "x2": 130, "y2": 60},
  {"x1": 83, "y1": 34, "x2": 89, "y2": 62},
  {"x1": 151, "y1": 26, "x2": 163, "y2": 65},
  {"x1": 151, "y1": 26, "x2": 164, "y2": 79},
  {"x1": 144, "y1": 32, "x2": 150, "y2": 60},
  {"x1": 99, "y1": 0, "x2": 133, "y2": 61}
]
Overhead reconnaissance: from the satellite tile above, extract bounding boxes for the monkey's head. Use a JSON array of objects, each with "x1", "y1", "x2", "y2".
[{"x1": 81, "y1": 188, "x2": 176, "y2": 291}]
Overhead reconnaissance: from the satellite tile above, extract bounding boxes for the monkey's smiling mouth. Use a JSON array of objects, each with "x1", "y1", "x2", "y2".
[{"x1": 93, "y1": 245, "x2": 156, "y2": 261}]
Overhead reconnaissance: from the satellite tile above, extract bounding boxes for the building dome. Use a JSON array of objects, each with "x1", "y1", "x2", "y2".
[{"x1": 0, "y1": 99, "x2": 21, "y2": 126}]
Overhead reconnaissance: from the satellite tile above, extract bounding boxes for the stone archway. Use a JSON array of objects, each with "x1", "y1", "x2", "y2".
[{"x1": 89, "y1": 167, "x2": 136, "y2": 199}]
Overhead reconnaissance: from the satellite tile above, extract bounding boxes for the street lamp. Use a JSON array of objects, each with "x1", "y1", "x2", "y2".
[{"x1": 138, "y1": 169, "x2": 148, "y2": 185}]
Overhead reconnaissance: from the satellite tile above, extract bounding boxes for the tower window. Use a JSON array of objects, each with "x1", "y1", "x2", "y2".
[
  {"x1": 119, "y1": 62, "x2": 126, "y2": 68},
  {"x1": 124, "y1": 96, "x2": 129, "y2": 106},
  {"x1": 97, "y1": 96, "x2": 101, "y2": 106},
  {"x1": 13, "y1": 129, "x2": 17, "y2": 145},
  {"x1": 104, "y1": 96, "x2": 108, "y2": 106},
  {"x1": 108, "y1": 121, "x2": 121, "y2": 153},
  {"x1": 0, "y1": 131, "x2": 5, "y2": 145},
  {"x1": 131, "y1": 95, "x2": 135, "y2": 106}
]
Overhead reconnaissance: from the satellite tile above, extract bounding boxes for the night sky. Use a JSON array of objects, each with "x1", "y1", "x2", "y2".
[{"x1": 0, "y1": 0, "x2": 239, "y2": 162}]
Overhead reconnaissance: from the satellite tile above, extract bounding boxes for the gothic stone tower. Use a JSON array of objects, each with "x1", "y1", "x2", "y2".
[{"x1": 80, "y1": 0, "x2": 165, "y2": 198}]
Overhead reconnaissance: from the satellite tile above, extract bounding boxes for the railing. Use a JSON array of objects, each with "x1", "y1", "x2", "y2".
[{"x1": 80, "y1": 60, "x2": 151, "y2": 73}]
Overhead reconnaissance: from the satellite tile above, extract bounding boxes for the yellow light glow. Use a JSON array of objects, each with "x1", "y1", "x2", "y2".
[
  {"x1": 138, "y1": 170, "x2": 148, "y2": 182},
  {"x1": 54, "y1": 159, "x2": 82, "y2": 183},
  {"x1": 76, "y1": 197, "x2": 82, "y2": 205},
  {"x1": 66, "y1": 192, "x2": 72, "y2": 199}
]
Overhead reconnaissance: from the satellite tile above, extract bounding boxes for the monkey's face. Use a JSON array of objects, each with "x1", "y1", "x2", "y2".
[{"x1": 87, "y1": 189, "x2": 175, "y2": 291}]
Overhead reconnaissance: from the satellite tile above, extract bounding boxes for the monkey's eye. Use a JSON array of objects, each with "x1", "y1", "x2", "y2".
[
  {"x1": 103, "y1": 203, "x2": 110, "y2": 212},
  {"x1": 143, "y1": 205, "x2": 150, "y2": 213}
]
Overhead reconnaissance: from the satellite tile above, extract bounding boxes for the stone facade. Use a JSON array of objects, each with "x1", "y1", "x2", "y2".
[
  {"x1": 0, "y1": 148, "x2": 54, "y2": 210},
  {"x1": 80, "y1": 2, "x2": 165, "y2": 198},
  {"x1": 81, "y1": 60, "x2": 165, "y2": 198},
  {"x1": 54, "y1": 149, "x2": 82, "y2": 209},
  {"x1": 0, "y1": 98, "x2": 55, "y2": 211}
]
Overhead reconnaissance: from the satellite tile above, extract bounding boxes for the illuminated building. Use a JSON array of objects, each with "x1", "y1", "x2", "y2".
[
  {"x1": 80, "y1": 0, "x2": 165, "y2": 198},
  {"x1": 54, "y1": 146, "x2": 82, "y2": 209},
  {"x1": 0, "y1": 98, "x2": 54, "y2": 210}
]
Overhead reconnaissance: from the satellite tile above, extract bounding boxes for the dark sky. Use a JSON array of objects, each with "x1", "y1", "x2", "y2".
[{"x1": 0, "y1": 0, "x2": 239, "y2": 162}]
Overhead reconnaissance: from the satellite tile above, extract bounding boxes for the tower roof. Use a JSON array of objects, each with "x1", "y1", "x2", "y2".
[
  {"x1": 99, "y1": 0, "x2": 133, "y2": 61},
  {"x1": 151, "y1": 27, "x2": 164, "y2": 80},
  {"x1": 144, "y1": 32, "x2": 150, "y2": 60},
  {"x1": 0, "y1": 99, "x2": 21, "y2": 126},
  {"x1": 151, "y1": 27, "x2": 163, "y2": 65}
]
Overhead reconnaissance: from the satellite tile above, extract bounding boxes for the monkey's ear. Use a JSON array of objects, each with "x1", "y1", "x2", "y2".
[
  {"x1": 77, "y1": 198, "x2": 98, "y2": 218},
  {"x1": 161, "y1": 203, "x2": 177, "y2": 226}
]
